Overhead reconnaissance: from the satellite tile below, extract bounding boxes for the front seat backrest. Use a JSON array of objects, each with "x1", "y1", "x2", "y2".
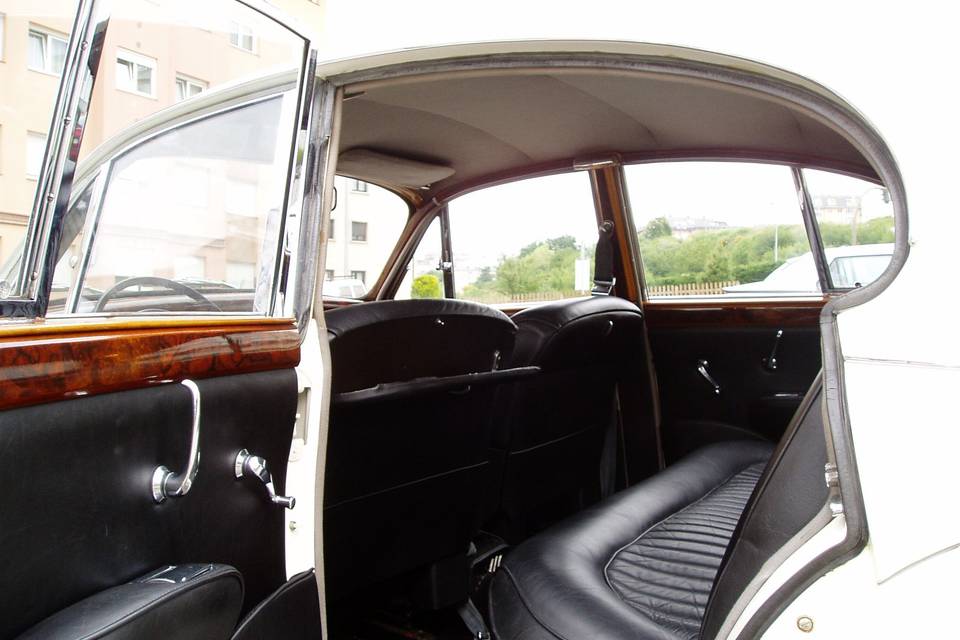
[
  {"x1": 323, "y1": 299, "x2": 517, "y2": 599},
  {"x1": 494, "y1": 295, "x2": 648, "y2": 540}
]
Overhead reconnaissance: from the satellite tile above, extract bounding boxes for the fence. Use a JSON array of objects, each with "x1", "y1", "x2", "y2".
[
  {"x1": 464, "y1": 281, "x2": 739, "y2": 304},
  {"x1": 647, "y1": 280, "x2": 739, "y2": 297},
  {"x1": 467, "y1": 290, "x2": 579, "y2": 305}
]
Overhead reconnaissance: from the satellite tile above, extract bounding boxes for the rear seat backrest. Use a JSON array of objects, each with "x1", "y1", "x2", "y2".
[
  {"x1": 324, "y1": 299, "x2": 518, "y2": 599},
  {"x1": 700, "y1": 374, "x2": 829, "y2": 639},
  {"x1": 493, "y1": 296, "x2": 648, "y2": 540}
]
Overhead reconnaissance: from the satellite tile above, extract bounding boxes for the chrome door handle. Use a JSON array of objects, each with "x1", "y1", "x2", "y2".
[
  {"x1": 152, "y1": 380, "x2": 201, "y2": 503},
  {"x1": 697, "y1": 359, "x2": 721, "y2": 395},
  {"x1": 235, "y1": 449, "x2": 296, "y2": 510}
]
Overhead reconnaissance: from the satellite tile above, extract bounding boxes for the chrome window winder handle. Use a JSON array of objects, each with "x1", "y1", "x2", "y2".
[
  {"x1": 152, "y1": 380, "x2": 202, "y2": 503},
  {"x1": 235, "y1": 449, "x2": 296, "y2": 510},
  {"x1": 697, "y1": 359, "x2": 722, "y2": 395},
  {"x1": 763, "y1": 329, "x2": 784, "y2": 371}
]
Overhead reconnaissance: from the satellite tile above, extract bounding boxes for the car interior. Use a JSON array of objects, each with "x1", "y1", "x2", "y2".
[
  {"x1": 0, "y1": 47, "x2": 899, "y2": 640},
  {"x1": 311, "y1": 61, "x2": 880, "y2": 639}
]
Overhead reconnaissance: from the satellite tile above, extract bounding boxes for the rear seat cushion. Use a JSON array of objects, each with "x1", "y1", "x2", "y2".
[{"x1": 488, "y1": 440, "x2": 773, "y2": 640}]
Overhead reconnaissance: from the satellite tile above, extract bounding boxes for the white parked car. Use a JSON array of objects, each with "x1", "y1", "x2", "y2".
[{"x1": 725, "y1": 243, "x2": 895, "y2": 294}]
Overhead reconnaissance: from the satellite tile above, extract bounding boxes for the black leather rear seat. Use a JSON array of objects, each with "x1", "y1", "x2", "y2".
[{"x1": 488, "y1": 440, "x2": 773, "y2": 640}]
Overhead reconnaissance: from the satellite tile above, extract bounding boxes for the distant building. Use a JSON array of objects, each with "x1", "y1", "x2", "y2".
[
  {"x1": 812, "y1": 195, "x2": 861, "y2": 225},
  {"x1": 667, "y1": 216, "x2": 728, "y2": 240},
  {"x1": 324, "y1": 176, "x2": 408, "y2": 294}
]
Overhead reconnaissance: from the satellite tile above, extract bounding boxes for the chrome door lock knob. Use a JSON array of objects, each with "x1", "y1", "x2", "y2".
[{"x1": 234, "y1": 449, "x2": 296, "y2": 509}]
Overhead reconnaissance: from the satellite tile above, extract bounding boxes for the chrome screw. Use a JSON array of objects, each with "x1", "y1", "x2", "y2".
[{"x1": 797, "y1": 616, "x2": 814, "y2": 633}]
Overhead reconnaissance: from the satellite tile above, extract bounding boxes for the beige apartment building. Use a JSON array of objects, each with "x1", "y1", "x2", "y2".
[
  {"x1": 325, "y1": 176, "x2": 412, "y2": 296},
  {"x1": 0, "y1": 0, "x2": 325, "y2": 274}
]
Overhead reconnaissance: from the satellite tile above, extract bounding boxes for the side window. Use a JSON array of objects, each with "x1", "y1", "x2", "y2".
[
  {"x1": 40, "y1": 0, "x2": 307, "y2": 315},
  {"x1": 624, "y1": 162, "x2": 818, "y2": 297},
  {"x1": 803, "y1": 168, "x2": 894, "y2": 289},
  {"x1": 322, "y1": 176, "x2": 408, "y2": 298},
  {"x1": 446, "y1": 172, "x2": 598, "y2": 304},
  {"x1": 61, "y1": 98, "x2": 295, "y2": 314},
  {"x1": 395, "y1": 216, "x2": 443, "y2": 300}
]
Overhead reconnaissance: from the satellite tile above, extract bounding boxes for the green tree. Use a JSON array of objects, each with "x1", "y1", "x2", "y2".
[
  {"x1": 411, "y1": 273, "x2": 442, "y2": 298},
  {"x1": 637, "y1": 223, "x2": 811, "y2": 287},
  {"x1": 642, "y1": 217, "x2": 672, "y2": 240},
  {"x1": 461, "y1": 236, "x2": 589, "y2": 301},
  {"x1": 546, "y1": 235, "x2": 578, "y2": 252},
  {"x1": 819, "y1": 216, "x2": 894, "y2": 247}
]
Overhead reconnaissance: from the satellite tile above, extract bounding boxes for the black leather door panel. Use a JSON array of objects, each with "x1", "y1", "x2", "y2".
[
  {"x1": 0, "y1": 369, "x2": 297, "y2": 638},
  {"x1": 648, "y1": 325, "x2": 821, "y2": 461}
]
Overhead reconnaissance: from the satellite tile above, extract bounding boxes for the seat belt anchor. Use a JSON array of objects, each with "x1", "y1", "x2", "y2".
[{"x1": 592, "y1": 277, "x2": 616, "y2": 296}]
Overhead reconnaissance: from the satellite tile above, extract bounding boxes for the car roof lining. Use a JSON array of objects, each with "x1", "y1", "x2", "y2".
[{"x1": 335, "y1": 64, "x2": 878, "y2": 202}]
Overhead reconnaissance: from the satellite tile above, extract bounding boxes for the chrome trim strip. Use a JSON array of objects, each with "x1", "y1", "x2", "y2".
[{"x1": 292, "y1": 81, "x2": 337, "y2": 338}]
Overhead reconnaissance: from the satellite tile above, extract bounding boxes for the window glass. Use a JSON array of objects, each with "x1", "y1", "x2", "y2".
[
  {"x1": 175, "y1": 75, "x2": 207, "y2": 101},
  {"x1": 115, "y1": 49, "x2": 156, "y2": 97},
  {"x1": 229, "y1": 21, "x2": 256, "y2": 53},
  {"x1": 351, "y1": 221, "x2": 367, "y2": 242},
  {"x1": 35, "y1": 0, "x2": 306, "y2": 315},
  {"x1": 625, "y1": 162, "x2": 817, "y2": 297},
  {"x1": 0, "y1": 4, "x2": 78, "y2": 298},
  {"x1": 48, "y1": 178, "x2": 96, "y2": 313},
  {"x1": 323, "y1": 175, "x2": 409, "y2": 298},
  {"x1": 395, "y1": 216, "x2": 443, "y2": 300},
  {"x1": 25, "y1": 132, "x2": 47, "y2": 178},
  {"x1": 447, "y1": 172, "x2": 598, "y2": 304},
  {"x1": 803, "y1": 168, "x2": 894, "y2": 289},
  {"x1": 27, "y1": 26, "x2": 68, "y2": 75},
  {"x1": 53, "y1": 97, "x2": 294, "y2": 314}
]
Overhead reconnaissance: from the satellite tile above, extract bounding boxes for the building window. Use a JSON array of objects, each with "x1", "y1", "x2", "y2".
[
  {"x1": 351, "y1": 179, "x2": 368, "y2": 193},
  {"x1": 325, "y1": 269, "x2": 335, "y2": 280},
  {"x1": 351, "y1": 221, "x2": 367, "y2": 242},
  {"x1": 350, "y1": 270, "x2": 366, "y2": 284},
  {"x1": 27, "y1": 27, "x2": 68, "y2": 76},
  {"x1": 26, "y1": 131, "x2": 47, "y2": 178},
  {"x1": 175, "y1": 74, "x2": 207, "y2": 101},
  {"x1": 328, "y1": 217, "x2": 335, "y2": 240},
  {"x1": 116, "y1": 49, "x2": 157, "y2": 98},
  {"x1": 229, "y1": 22, "x2": 256, "y2": 53}
]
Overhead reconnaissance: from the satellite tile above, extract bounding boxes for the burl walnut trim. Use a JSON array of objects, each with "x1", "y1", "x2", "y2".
[{"x1": 0, "y1": 322, "x2": 300, "y2": 410}]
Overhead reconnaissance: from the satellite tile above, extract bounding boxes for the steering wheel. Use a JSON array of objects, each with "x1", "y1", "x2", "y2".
[{"x1": 94, "y1": 276, "x2": 222, "y2": 313}]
